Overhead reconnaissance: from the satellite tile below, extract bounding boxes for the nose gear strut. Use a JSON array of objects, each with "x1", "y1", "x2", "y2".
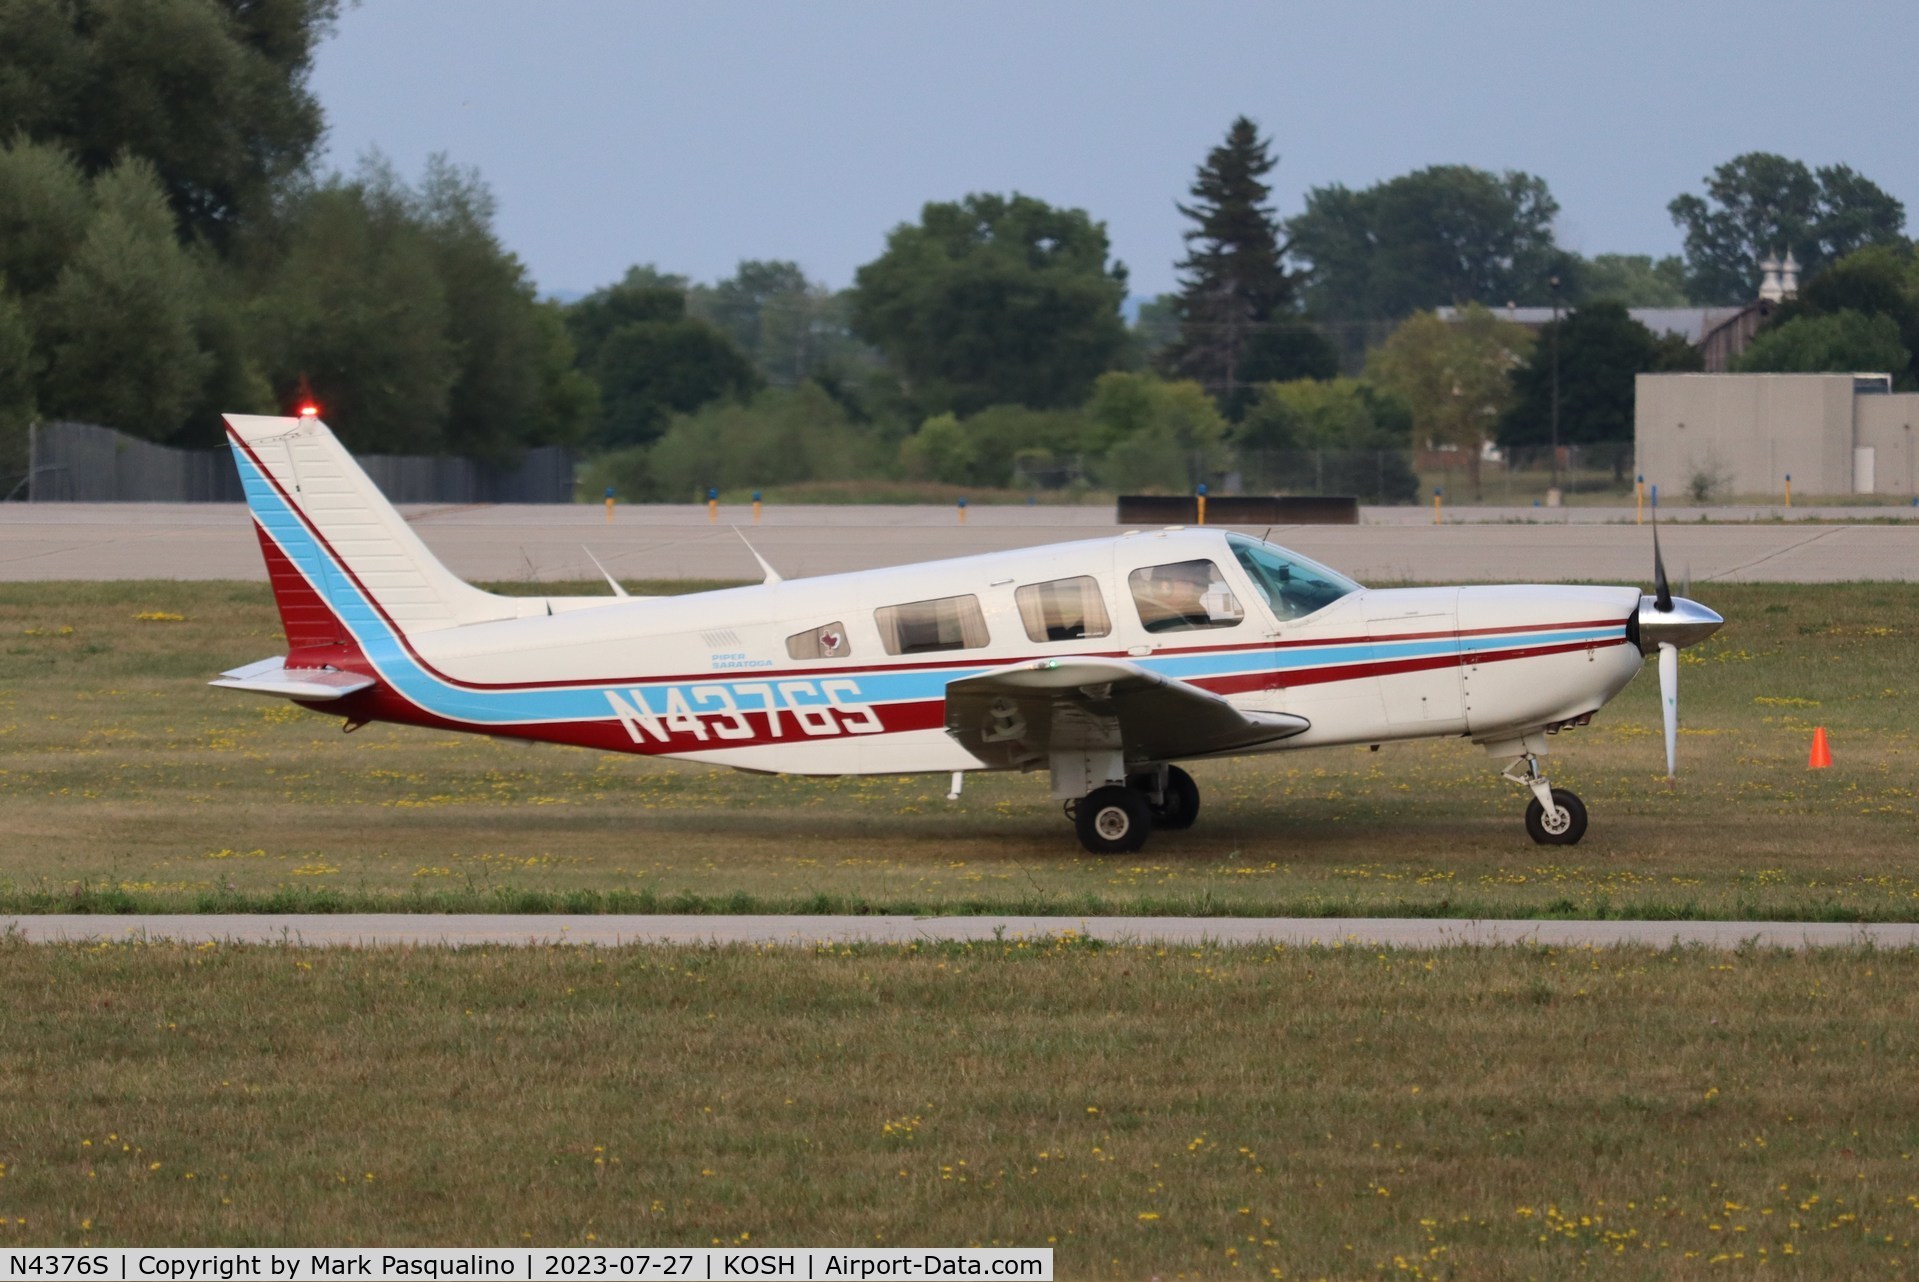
[{"x1": 1503, "y1": 753, "x2": 1588, "y2": 845}]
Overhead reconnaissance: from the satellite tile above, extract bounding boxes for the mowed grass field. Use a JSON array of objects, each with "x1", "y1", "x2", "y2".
[
  {"x1": 2, "y1": 938, "x2": 1918, "y2": 1277},
  {"x1": 1, "y1": 580, "x2": 1915, "y2": 919}
]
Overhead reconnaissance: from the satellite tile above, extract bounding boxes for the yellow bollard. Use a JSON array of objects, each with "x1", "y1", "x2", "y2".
[
  {"x1": 752, "y1": 490, "x2": 762, "y2": 525},
  {"x1": 1433, "y1": 487, "x2": 1443, "y2": 525},
  {"x1": 1635, "y1": 475, "x2": 1644, "y2": 526},
  {"x1": 707, "y1": 487, "x2": 718, "y2": 524},
  {"x1": 957, "y1": 497, "x2": 968, "y2": 525},
  {"x1": 1784, "y1": 473, "x2": 1792, "y2": 508},
  {"x1": 603, "y1": 486, "x2": 615, "y2": 524},
  {"x1": 1195, "y1": 484, "x2": 1208, "y2": 526}
]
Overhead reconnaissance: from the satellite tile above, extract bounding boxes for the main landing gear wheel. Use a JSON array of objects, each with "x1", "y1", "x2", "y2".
[
  {"x1": 1075, "y1": 786, "x2": 1153, "y2": 855},
  {"x1": 1130, "y1": 766, "x2": 1200, "y2": 830},
  {"x1": 1524, "y1": 788, "x2": 1588, "y2": 846}
]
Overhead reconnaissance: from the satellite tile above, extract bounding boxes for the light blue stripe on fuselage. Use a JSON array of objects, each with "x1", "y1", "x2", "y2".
[{"x1": 238, "y1": 446, "x2": 1618, "y2": 727}]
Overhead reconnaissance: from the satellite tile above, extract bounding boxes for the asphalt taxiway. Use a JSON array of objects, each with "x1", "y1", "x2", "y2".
[
  {"x1": 4, "y1": 501, "x2": 1919, "y2": 583},
  {"x1": 5, "y1": 914, "x2": 1914, "y2": 950}
]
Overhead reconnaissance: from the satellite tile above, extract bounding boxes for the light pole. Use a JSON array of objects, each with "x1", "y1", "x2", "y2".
[{"x1": 1549, "y1": 273, "x2": 1561, "y2": 496}]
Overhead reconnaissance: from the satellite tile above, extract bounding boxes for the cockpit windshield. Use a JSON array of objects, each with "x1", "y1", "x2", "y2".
[{"x1": 1227, "y1": 534, "x2": 1363, "y2": 621}]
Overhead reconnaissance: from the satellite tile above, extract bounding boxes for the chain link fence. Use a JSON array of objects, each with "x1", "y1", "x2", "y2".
[
  {"x1": 13, "y1": 422, "x2": 579, "y2": 504},
  {"x1": 1013, "y1": 442, "x2": 1637, "y2": 505}
]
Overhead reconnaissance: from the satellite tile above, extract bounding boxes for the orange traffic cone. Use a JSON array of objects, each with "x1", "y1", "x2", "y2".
[{"x1": 1808, "y1": 727, "x2": 1832, "y2": 770}]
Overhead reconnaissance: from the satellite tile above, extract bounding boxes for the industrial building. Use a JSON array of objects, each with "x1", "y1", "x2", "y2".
[{"x1": 1635, "y1": 373, "x2": 1919, "y2": 500}]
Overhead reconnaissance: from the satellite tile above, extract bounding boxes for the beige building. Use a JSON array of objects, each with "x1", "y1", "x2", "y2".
[{"x1": 1635, "y1": 373, "x2": 1919, "y2": 500}]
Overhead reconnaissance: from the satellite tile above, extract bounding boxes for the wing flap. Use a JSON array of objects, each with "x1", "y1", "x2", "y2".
[
  {"x1": 210, "y1": 657, "x2": 376, "y2": 702},
  {"x1": 945, "y1": 657, "x2": 1308, "y2": 768}
]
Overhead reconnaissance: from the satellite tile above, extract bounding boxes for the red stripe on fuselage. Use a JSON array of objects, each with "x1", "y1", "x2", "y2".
[
  {"x1": 315, "y1": 683, "x2": 951, "y2": 754},
  {"x1": 299, "y1": 636, "x2": 1632, "y2": 756},
  {"x1": 1196, "y1": 635, "x2": 1634, "y2": 697}
]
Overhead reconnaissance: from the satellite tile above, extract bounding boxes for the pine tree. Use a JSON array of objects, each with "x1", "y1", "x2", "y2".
[{"x1": 1164, "y1": 117, "x2": 1300, "y2": 413}]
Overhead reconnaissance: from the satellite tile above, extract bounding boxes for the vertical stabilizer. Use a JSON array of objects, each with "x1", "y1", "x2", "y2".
[{"x1": 226, "y1": 414, "x2": 513, "y2": 641}]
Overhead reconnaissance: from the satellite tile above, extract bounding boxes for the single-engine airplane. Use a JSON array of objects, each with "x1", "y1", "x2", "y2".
[{"x1": 213, "y1": 413, "x2": 1724, "y2": 854}]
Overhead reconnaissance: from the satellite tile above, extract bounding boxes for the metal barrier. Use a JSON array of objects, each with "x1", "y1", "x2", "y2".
[
  {"x1": 21, "y1": 422, "x2": 577, "y2": 503},
  {"x1": 1116, "y1": 495, "x2": 1360, "y2": 525}
]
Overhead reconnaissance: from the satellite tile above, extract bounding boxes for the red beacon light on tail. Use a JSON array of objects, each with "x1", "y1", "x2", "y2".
[{"x1": 298, "y1": 403, "x2": 319, "y2": 419}]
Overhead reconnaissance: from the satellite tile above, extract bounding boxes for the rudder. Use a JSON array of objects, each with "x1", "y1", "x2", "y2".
[{"x1": 226, "y1": 414, "x2": 514, "y2": 645}]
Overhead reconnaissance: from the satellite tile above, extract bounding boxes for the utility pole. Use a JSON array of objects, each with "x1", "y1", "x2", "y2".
[{"x1": 1549, "y1": 274, "x2": 1561, "y2": 496}]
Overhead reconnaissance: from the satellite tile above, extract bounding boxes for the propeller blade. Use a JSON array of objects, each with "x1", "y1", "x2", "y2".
[
  {"x1": 1652, "y1": 517, "x2": 1673, "y2": 612},
  {"x1": 1658, "y1": 642, "x2": 1679, "y2": 784}
]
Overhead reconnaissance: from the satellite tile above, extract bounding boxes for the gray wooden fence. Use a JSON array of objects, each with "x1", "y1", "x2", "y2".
[{"x1": 20, "y1": 422, "x2": 577, "y2": 504}]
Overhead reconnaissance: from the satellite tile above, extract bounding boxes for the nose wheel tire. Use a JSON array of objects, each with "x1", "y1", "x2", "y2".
[
  {"x1": 1524, "y1": 788, "x2": 1588, "y2": 846},
  {"x1": 1075, "y1": 786, "x2": 1153, "y2": 854}
]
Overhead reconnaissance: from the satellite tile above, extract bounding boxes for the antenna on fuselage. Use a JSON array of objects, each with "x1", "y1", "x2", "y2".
[
  {"x1": 733, "y1": 527, "x2": 783, "y2": 585},
  {"x1": 580, "y1": 547, "x2": 630, "y2": 598}
]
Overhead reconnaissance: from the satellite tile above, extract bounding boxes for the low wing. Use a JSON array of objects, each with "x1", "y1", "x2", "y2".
[
  {"x1": 944, "y1": 656, "x2": 1308, "y2": 769},
  {"x1": 210, "y1": 657, "x2": 377, "y2": 702}
]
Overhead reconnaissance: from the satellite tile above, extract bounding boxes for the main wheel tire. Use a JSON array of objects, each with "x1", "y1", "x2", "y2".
[
  {"x1": 1133, "y1": 765, "x2": 1200, "y2": 830},
  {"x1": 1524, "y1": 788, "x2": 1588, "y2": 846},
  {"x1": 1074, "y1": 786, "x2": 1153, "y2": 855}
]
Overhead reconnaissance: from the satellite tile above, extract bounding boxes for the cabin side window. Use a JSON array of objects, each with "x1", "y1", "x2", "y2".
[
  {"x1": 1127, "y1": 560, "x2": 1244, "y2": 633},
  {"x1": 874, "y1": 595, "x2": 990, "y2": 656},
  {"x1": 785, "y1": 622, "x2": 851, "y2": 660},
  {"x1": 1014, "y1": 576, "x2": 1112, "y2": 643}
]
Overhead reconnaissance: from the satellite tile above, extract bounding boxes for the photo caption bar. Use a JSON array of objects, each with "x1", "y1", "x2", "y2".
[{"x1": 0, "y1": 1248, "x2": 1051, "y2": 1282}]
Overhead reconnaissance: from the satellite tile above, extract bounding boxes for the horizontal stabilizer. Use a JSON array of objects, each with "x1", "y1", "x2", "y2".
[{"x1": 209, "y1": 657, "x2": 377, "y2": 702}]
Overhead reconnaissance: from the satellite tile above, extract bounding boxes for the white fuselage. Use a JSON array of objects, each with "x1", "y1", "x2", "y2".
[{"x1": 361, "y1": 528, "x2": 1645, "y2": 774}]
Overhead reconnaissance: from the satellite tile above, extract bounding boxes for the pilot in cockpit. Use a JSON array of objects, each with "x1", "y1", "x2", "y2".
[{"x1": 1134, "y1": 560, "x2": 1219, "y2": 633}]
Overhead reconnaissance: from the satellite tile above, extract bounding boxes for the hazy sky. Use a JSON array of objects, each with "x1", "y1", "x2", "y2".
[{"x1": 310, "y1": 1, "x2": 1919, "y2": 300}]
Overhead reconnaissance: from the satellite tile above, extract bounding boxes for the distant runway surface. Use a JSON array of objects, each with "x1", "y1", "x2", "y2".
[
  {"x1": 4, "y1": 502, "x2": 1919, "y2": 583},
  {"x1": 6, "y1": 914, "x2": 1915, "y2": 950}
]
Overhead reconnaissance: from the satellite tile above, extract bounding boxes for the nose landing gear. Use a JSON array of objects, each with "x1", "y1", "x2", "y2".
[{"x1": 1503, "y1": 754, "x2": 1588, "y2": 846}]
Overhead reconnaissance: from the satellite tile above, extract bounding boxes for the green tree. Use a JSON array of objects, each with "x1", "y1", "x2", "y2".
[
  {"x1": 1084, "y1": 372, "x2": 1226, "y2": 491},
  {"x1": 850, "y1": 192, "x2": 1128, "y2": 416},
  {"x1": 1232, "y1": 377, "x2": 1418, "y2": 501},
  {"x1": 1580, "y1": 253, "x2": 1690, "y2": 307},
  {"x1": 248, "y1": 157, "x2": 595, "y2": 458},
  {"x1": 526, "y1": 301, "x2": 598, "y2": 449},
  {"x1": 1162, "y1": 117, "x2": 1310, "y2": 412},
  {"x1": 0, "y1": 284, "x2": 36, "y2": 483},
  {"x1": 917, "y1": 403, "x2": 1090, "y2": 489},
  {"x1": 0, "y1": 0, "x2": 340, "y2": 244},
  {"x1": 563, "y1": 266, "x2": 687, "y2": 358},
  {"x1": 897, "y1": 413, "x2": 977, "y2": 485},
  {"x1": 1234, "y1": 323, "x2": 1338, "y2": 388},
  {"x1": 572, "y1": 291, "x2": 760, "y2": 452},
  {"x1": 1668, "y1": 153, "x2": 1907, "y2": 304},
  {"x1": 411, "y1": 157, "x2": 589, "y2": 462},
  {"x1": 35, "y1": 154, "x2": 211, "y2": 439},
  {"x1": 1733, "y1": 310, "x2": 1911, "y2": 378},
  {"x1": 1289, "y1": 166, "x2": 1570, "y2": 322},
  {"x1": 690, "y1": 260, "x2": 856, "y2": 389},
  {"x1": 177, "y1": 252, "x2": 275, "y2": 444},
  {"x1": 1763, "y1": 244, "x2": 1919, "y2": 387},
  {"x1": 247, "y1": 169, "x2": 461, "y2": 453},
  {"x1": 1129, "y1": 294, "x2": 1180, "y2": 367},
  {"x1": 564, "y1": 265, "x2": 761, "y2": 450},
  {"x1": 0, "y1": 137, "x2": 93, "y2": 299},
  {"x1": 1498, "y1": 300, "x2": 1702, "y2": 455},
  {"x1": 1367, "y1": 306, "x2": 1532, "y2": 496},
  {"x1": 643, "y1": 383, "x2": 863, "y2": 499}
]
